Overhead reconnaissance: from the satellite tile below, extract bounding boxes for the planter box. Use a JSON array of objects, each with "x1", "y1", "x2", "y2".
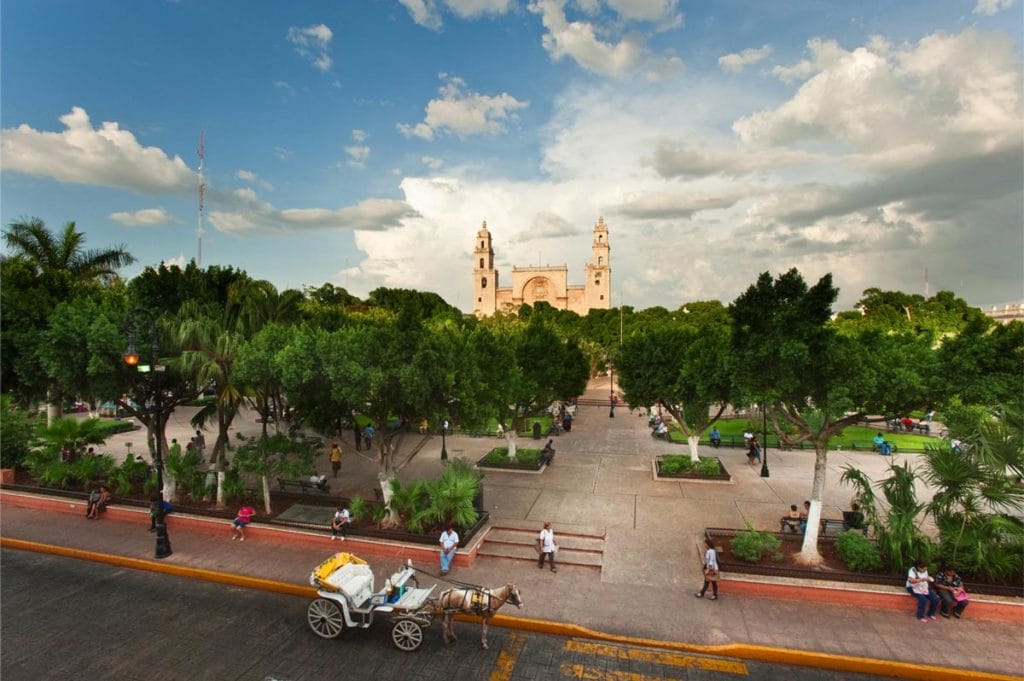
[
  {"x1": 652, "y1": 456, "x2": 732, "y2": 483},
  {"x1": 704, "y1": 527, "x2": 1024, "y2": 598},
  {"x1": 475, "y1": 448, "x2": 546, "y2": 473}
]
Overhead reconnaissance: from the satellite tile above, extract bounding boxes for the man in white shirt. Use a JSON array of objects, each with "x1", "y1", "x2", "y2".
[
  {"x1": 439, "y1": 524, "x2": 459, "y2": 575},
  {"x1": 537, "y1": 522, "x2": 558, "y2": 573},
  {"x1": 330, "y1": 506, "x2": 350, "y2": 540}
]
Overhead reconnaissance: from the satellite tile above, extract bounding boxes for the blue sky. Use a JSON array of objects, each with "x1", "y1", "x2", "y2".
[{"x1": 2, "y1": 0, "x2": 1022, "y2": 311}]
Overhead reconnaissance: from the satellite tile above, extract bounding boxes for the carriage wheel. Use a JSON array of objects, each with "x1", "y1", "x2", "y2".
[
  {"x1": 307, "y1": 598, "x2": 345, "y2": 639},
  {"x1": 391, "y1": 618, "x2": 425, "y2": 651}
]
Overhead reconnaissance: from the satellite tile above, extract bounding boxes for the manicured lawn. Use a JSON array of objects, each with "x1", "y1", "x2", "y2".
[
  {"x1": 666, "y1": 416, "x2": 942, "y2": 451},
  {"x1": 459, "y1": 415, "x2": 554, "y2": 437}
]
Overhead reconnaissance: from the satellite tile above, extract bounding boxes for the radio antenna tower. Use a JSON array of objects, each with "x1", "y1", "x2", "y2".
[{"x1": 196, "y1": 130, "x2": 206, "y2": 267}]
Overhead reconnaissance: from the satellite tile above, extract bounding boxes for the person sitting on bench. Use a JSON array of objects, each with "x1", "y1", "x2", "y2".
[
  {"x1": 781, "y1": 504, "x2": 802, "y2": 532},
  {"x1": 539, "y1": 439, "x2": 555, "y2": 466},
  {"x1": 842, "y1": 502, "x2": 865, "y2": 531},
  {"x1": 309, "y1": 473, "x2": 329, "y2": 492}
]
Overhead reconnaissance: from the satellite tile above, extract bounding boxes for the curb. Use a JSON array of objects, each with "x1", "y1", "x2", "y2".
[{"x1": 2, "y1": 536, "x2": 1017, "y2": 681}]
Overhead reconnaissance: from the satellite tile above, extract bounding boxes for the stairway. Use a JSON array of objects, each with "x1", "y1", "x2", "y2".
[{"x1": 477, "y1": 522, "x2": 606, "y2": 570}]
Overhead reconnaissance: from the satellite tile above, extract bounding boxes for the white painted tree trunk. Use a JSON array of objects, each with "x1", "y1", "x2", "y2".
[
  {"x1": 216, "y1": 470, "x2": 226, "y2": 508},
  {"x1": 686, "y1": 435, "x2": 701, "y2": 462},
  {"x1": 799, "y1": 446, "x2": 829, "y2": 563},
  {"x1": 261, "y1": 475, "x2": 272, "y2": 514},
  {"x1": 505, "y1": 431, "x2": 518, "y2": 460},
  {"x1": 379, "y1": 474, "x2": 401, "y2": 525},
  {"x1": 165, "y1": 475, "x2": 178, "y2": 504},
  {"x1": 46, "y1": 388, "x2": 60, "y2": 427}
]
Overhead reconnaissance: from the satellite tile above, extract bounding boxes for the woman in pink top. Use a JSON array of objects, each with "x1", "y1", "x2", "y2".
[{"x1": 231, "y1": 503, "x2": 256, "y2": 541}]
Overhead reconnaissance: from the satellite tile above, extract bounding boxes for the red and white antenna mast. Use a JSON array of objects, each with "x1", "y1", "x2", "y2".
[{"x1": 197, "y1": 130, "x2": 206, "y2": 267}]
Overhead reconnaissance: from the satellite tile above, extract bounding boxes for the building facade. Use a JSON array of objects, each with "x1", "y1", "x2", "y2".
[{"x1": 472, "y1": 217, "x2": 612, "y2": 316}]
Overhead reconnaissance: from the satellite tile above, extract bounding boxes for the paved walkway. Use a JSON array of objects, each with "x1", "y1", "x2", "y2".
[{"x1": 3, "y1": 377, "x2": 1022, "y2": 677}]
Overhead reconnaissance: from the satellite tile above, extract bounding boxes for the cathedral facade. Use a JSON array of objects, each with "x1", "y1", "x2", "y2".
[{"x1": 472, "y1": 217, "x2": 611, "y2": 316}]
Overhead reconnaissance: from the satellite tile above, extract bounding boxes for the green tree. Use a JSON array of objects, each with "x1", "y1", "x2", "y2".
[
  {"x1": 936, "y1": 317, "x2": 1024, "y2": 410},
  {"x1": 731, "y1": 269, "x2": 935, "y2": 563},
  {"x1": 233, "y1": 433, "x2": 320, "y2": 513},
  {"x1": 3, "y1": 218, "x2": 135, "y2": 422},
  {"x1": 616, "y1": 310, "x2": 732, "y2": 461},
  {"x1": 0, "y1": 395, "x2": 37, "y2": 468}
]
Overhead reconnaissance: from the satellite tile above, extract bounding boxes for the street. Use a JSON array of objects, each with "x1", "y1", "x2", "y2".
[{"x1": 1, "y1": 549, "x2": 891, "y2": 681}]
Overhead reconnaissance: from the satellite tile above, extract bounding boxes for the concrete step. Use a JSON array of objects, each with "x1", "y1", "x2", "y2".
[
  {"x1": 476, "y1": 541, "x2": 603, "y2": 569},
  {"x1": 485, "y1": 527, "x2": 605, "y2": 554},
  {"x1": 485, "y1": 518, "x2": 607, "y2": 540}
]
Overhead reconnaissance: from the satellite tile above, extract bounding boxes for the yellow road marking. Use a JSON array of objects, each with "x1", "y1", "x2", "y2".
[
  {"x1": 565, "y1": 639, "x2": 748, "y2": 676},
  {"x1": 560, "y1": 663, "x2": 676, "y2": 681},
  {"x1": 489, "y1": 632, "x2": 527, "y2": 681}
]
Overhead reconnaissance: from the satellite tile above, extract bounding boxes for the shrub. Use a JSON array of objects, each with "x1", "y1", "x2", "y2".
[
  {"x1": 730, "y1": 522, "x2": 782, "y2": 563},
  {"x1": 481, "y1": 447, "x2": 541, "y2": 467},
  {"x1": 349, "y1": 495, "x2": 367, "y2": 521},
  {"x1": 836, "y1": 531, "x2": 883, "y2": 572},
  {"x1": 696, "y1": 457, "x2": 721, "y2": 476},
  {"x1": 659, "y1": 455, "x2": 693, "y2": 475},
  {"x1": 221, "y1": 469, "x2": 246, "y2": 505},
  {"x1": 0, "y1": 397, "x2": 36, "y2": 469}
]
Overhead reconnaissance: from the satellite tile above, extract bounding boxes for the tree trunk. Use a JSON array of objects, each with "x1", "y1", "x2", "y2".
[
  {"x1": 261, "y1": 474, "x2": 272, "y2": 514},
  {"x1": 505, "y1": 431, "x2": 518, "y2": 460},
  {"x1": 46, "y1": 387, "x2": 62, "y2": 427},
  {"x1": 798, "y1": 444, "x2": 829, "y2": 563},
  {"x1": 216, "y1": 470, "x2": 226, "y2": 509},
  {"x1": 686, "y1": 435, "x2": 700, "y2": 462}
]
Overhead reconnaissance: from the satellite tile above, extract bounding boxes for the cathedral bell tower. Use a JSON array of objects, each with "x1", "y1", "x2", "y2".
[
  {"x1": 472, "y1": 221, "x2": 497, "y2": 316},
  {"x1": 584, "y1": 217, "x2": 611, "y2": 311}
]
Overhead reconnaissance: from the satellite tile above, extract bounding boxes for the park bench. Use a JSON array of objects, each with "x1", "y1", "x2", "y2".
[
  {"x1": 277, "y1": 477, "x2": 331, "y2": 495},
  {"x1": 780, "y1": 517, "x2": 802, "y2": 533}
]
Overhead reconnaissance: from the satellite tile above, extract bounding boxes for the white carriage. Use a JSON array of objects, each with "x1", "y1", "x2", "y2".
[{"x1": 306, "y1": 552, "x2": 437, "y2": 651}]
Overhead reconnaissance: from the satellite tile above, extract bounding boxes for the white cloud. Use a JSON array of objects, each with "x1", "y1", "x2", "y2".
[
  {"x1": 517, "y1": 211, "x2": 581, "y2": 240},
  {"x1": 109, "y1": 208, "x2": 177, "y2": 226},
  {"x1": 649, "y1": 141, "x2": 821, "y2": 178},
  {"x1": 422, "y1": 156, "x2": 445, "y2": 169},
  {"x1": 345, "y1": 145, "x2": 370, "y2": 168},
  {"x1": 528, "y1": 0, "x2": 682, "y2": 79},
  {"x1": 399, "y1": 0, "x2": 443, "y2": 29},
  {"x1": 0, "y1": 107, "x2": 195, "y2": 194},
  {"x1": 399, "y1": 0, "x2": 514, "y2": 29},
  {"x1": 974, "y1": 0, "x2": 1017, "y2": 14},
  {"x1": 208, "y1": 189, "x2": 419, "y2": 235},
  {"x1": 398, "y1": 74, "x2": 529, "y2": 140},
  {"x1": 613, "y1": 188, "x2": 752, "y2": 219},
  {"x1": 236, "y1": 169, "x2": 274, "y2": 190},
  {"x1": 718, "y1": 44, "x2": 772, "y2": 73},
  {"x1": 351, "y1": 129, "x2": 368, "y2": 143},
  {"x1": 287, "y1": 24, "x2": 333, "y2": 72},
  {"x1": 606, "y1": 0, "x2": 683, "y2": 28}
]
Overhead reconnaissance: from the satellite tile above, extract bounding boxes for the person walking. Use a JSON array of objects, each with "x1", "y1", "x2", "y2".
[
  {"x1": 330, "y1": 443, "x2": 342, "y2": 478},
  {"x1": 537, "y1": 522, "x2": 558, "y2": 573},
  {"x1": 363, "y1": 424, "x2": 375, "y2": 450},
  {"x1": 169, "y1": 438, "x2": 182, "y2": 459},
  {"x1": 231, "y1": 502, "x2": 256, "y2": 541},
  {"x1": 438, "y1": 524, "x2": 459, "y2": 575},
  {"x1": 194, "y1": 430, "x2": 206, "y2": 462},
  {"x1": 353, "y1": 421, "x2": 362, "y2": 451},
  {"x1": 694, "y1": 538, "x2": 719, "y2": 600},
  {"x1": 331, "y1": 505, "x2": 351, "y2": 541}
]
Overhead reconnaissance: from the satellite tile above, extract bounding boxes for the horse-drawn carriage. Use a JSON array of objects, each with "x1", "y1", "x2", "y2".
[{"x1": 306, "y1": 552, "x2": 523, "y2": 652}]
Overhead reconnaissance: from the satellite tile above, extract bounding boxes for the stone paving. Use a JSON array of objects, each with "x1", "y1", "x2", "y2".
[{"x1": 5, "y1": 376, "x2": 1023, "y2": 677}]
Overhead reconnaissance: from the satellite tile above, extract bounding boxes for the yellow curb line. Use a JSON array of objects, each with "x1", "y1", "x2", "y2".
[{"x1": 3, "y1": 537, "x2": 1018, "y2": 681}]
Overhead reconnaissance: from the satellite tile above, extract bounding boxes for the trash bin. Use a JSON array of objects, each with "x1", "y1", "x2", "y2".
[{"x1": 532, "y1": 421, "x2": 542, "y2": 440}]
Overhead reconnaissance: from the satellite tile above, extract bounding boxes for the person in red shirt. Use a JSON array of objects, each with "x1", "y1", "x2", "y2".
[{"x1": 231, "y1": 503, "x2": 256, "y2": 541}]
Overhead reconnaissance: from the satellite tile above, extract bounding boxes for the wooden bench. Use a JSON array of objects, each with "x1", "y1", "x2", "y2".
[{"x1": 277, "y1": 477, "x2": 331, "y2": 495}]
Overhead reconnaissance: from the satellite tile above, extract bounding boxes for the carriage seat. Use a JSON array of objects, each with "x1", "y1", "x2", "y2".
[{"x1": 324, "y1": 563, "x2": 375, "y2": 607}]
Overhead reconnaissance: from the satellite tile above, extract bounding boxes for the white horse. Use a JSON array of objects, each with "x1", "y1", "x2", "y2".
[{"x1": 435, "y1": 583, "x2": 523, "y2": 649}]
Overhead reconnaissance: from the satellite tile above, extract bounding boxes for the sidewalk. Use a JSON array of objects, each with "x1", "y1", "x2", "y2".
[{"x1": 4, "y1": 376, "x2": 1023, "y2": 677}]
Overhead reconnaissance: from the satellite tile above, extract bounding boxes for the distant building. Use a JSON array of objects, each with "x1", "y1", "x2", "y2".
[
  {"x1": 472, "y1": 217, "x2": 611, "y2": 317},
  {"x1": 983, "y1": 303, "x2": 1024, "y2": 324}
]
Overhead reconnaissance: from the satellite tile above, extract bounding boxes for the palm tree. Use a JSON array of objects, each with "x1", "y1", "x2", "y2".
[
  {"x1": 3, "y1": 218, "x2": 136, "y2": 424},
  {"x1": 178, "y1": 302, "x2": 246, "y2": 506}
]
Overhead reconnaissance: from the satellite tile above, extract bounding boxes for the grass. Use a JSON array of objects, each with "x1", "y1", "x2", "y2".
[
  {"x1": 657, "y1": 454, "x2": 722, "y2": 477},
  {"x1": 665, "y1": 416, "x2": 942, "y2": 451},
  {"x1": 459, "y1": 415, "x2": 554, "y2": 437}
]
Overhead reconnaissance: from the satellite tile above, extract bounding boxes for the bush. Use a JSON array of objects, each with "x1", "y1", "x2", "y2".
[
  {"x1": 481, "y1": 447, "x2": 541, "y2": 467},
  {"x1": 0, "y1": 397, "x2": 36, "y2": 469},
  {"x1": 730, "y1": 522, "x2": 782, "y2": 563},
  {"x1": 696, "y1": 457, "x2": 721, "y2": 476},
  {"x1": 659, "y1": 455, "x2": 693, "y2": 475},
  {"x1": 836, "y1": 531, "x2": 883, "y2": 572}
]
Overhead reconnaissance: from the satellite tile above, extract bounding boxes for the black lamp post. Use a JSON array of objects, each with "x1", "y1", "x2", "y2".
[
  {"x1": 760, "y1": 403, "x2": 770, "y2": 478},
  {"x1": 124, "y1": 313, "x2": 172, "y2": 559},
  {"x1": 440, "y1": 418, "x2": 449, "y2": 461}
]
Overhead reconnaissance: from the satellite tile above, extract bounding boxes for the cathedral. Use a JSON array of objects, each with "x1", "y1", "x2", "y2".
[{"x1": 472, "y1": 217, "x2": 612, "y2": 316}]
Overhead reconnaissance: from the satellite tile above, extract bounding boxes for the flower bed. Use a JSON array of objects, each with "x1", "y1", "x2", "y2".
[
  {"x1": 476, "y1": 447, "x2": 545, "y2": 471},
  {"x1": 653, "y1": 455, "x2": 731, "y2": 482}
]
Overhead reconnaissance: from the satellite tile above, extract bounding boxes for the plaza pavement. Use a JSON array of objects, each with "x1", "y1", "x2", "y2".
[{"x1": 2, "y1": 376, "x2": 1022, "y2": 678}]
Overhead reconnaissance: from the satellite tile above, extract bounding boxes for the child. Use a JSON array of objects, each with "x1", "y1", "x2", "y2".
[{"x1": 231, "y1": 502, "x2": 256, "y2": 541}]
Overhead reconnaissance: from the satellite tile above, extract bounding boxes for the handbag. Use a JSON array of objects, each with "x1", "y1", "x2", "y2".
[{"x1": 955, "y1": 591, "x2": 969, "y2": 602}]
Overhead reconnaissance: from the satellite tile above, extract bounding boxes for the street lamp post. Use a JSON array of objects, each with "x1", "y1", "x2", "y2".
[
  {"x1": 760, "y1": 403, "x2": 770, "y2": 478},
  {"x1": 440, "y1": 418, "x2": 449, "y2": 461},
  {"x1": 124, "y1": 313, "x2": 173, "y2": 559}
]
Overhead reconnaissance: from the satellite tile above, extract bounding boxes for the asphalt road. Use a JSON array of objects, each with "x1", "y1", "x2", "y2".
[{"x1": 1, "y1": 549, "x2": 891, "y2": 681}]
